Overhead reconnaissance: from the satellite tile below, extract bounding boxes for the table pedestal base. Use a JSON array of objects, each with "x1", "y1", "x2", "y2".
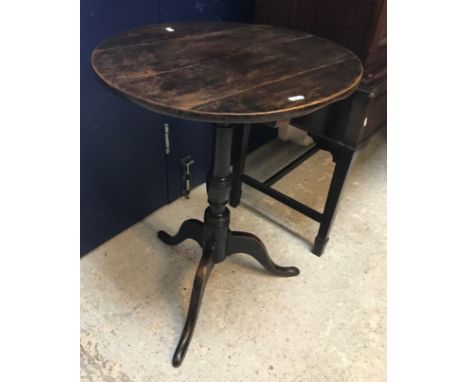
[{"x1": 158, "y1": 124, "x2": 299, "y2": 367}]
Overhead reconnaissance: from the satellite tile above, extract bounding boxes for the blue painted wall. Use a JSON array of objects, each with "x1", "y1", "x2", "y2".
[
  {"x1": 81, "y1": 0, "x2": 166, "y2": 255},
  {"x1": 159, "y1": 0, "x2": 254, "y2": 22}
]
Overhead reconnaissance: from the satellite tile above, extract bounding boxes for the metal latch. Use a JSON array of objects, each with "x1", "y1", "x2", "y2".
[
  {"x1": 181, "y1": 156, "x2": 195, "y2": 198},
  {"x1": 163, "y1": 123, "x2": 170, "y2": 155}
]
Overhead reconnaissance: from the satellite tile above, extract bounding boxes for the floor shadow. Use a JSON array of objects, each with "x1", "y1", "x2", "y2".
[{"x1": 238, "y1": 200, "x2": 316, "y2": 250}]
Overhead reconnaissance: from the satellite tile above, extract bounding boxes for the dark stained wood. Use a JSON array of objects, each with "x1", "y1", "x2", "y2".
[
  {"x1": 92, "y1": 22, "x2": 362, "y2": 124},
  {"x1": 255, "y1": 0, "x2": 387, "y2": 137},
  {"x1": 158, "y1": 125, "x2": 299, "y2": 366},
  {"x1": 255, "y1": 0, "x2": 386, "y2": 66}
]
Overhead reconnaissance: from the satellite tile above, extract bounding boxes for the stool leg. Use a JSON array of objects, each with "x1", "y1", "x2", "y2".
[
  {"x1": 313, "y1": 149, "x2": 358, "y2": 256},
  {"x1": 230, "y1": 124, "x2": 250, "y2": 207}
]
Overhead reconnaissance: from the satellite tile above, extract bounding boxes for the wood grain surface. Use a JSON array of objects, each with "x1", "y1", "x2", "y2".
[{"x1": 92, "y1": 22, "x2": 363, "y2": 124}]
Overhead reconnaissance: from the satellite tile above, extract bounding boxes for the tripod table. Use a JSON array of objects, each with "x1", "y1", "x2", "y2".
[{"x1": 91, "y1": 21, "x2": 362, "y2": 367}]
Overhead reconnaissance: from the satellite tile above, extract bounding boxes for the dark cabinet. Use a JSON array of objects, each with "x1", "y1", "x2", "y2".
[
  {"x1": 256, "y1": 0, "x2": 387, "y2": 145},
  {"x1": 80, "y1": 0, "x2": 166, "y2": 255}
]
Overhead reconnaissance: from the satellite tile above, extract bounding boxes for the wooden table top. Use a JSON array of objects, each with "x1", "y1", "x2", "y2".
[{"x1": 92, "y1": 22, "x2": 363, "y2": 124}]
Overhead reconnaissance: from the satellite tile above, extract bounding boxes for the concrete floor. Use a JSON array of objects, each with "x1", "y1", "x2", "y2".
[{"x1": 81, "y1": 129, "x2": 386, "y2": 382}]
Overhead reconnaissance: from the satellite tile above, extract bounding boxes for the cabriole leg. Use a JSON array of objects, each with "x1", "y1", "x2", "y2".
[
  {"x1": 172, "y1": 246, "x2": 215, "y2": 367},
  {"x1": 227, "y1": 231, "x2": 299, "y2": 277},
  {"x1": 158, "y1": 219, "x2": 204, "y2": 248}
]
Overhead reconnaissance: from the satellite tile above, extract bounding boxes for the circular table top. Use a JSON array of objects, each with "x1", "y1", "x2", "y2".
[{"x1": 92, "y1": 22, "x2": 363, "y2": 124}]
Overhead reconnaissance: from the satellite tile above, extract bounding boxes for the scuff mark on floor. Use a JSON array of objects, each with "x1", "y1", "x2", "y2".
[{"x1": 81, "y1": 331, "x2": 133, "y2": 382}]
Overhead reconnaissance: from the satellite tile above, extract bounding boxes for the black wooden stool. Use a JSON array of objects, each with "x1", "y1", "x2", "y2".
[{"x1": 230, "y1": 91, "x2": 386, "y2": 256}]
